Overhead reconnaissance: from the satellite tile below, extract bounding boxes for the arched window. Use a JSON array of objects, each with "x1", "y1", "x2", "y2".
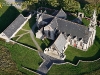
[{"x1": 80, "y1": 42, "x2": 82, "y2": 46}]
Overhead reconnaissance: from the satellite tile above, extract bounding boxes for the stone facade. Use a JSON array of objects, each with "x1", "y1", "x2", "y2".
[{"x1": 36, "y1": 9, "x2": 97, "y2": 59}]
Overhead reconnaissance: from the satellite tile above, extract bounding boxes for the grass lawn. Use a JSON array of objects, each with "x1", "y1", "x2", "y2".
[
  {"x1": 18, "y1": 33, "x2": 37, "y2": 49},
  {"x1": 47, "y1": 59, "x2": 100, "y2": 75},
  {"x1": 82, "y1": 18, "x2": 90, "y2": 26},
  {"x1": 22, "y1": 15, "x2": 36, "y2": 30},
  {"x1": 0, "y1": 39, "x2": 43, "y2": 75},
  {"x1": 0, "y1": 45, "x2": 22, "y2": 75},
  {"x1": 16, "y1": 30, "x2": 28, "y2": 36},
  {"x1": 84, "y1": 69, "x2": 100, "y2": 75},
  {"x1": 47, "y1": 27, "x2": 100, "y2": 75},
  {"x1": 0, "y1": 0, "x2": 9, "y2": 16},
  {"x1": 34, "y1": 37, "x2": 53, "y2": 50}
]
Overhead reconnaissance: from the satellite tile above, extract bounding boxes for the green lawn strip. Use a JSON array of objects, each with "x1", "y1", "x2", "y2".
[
  {"x1": 17, "y1": 33, "x2": 37, "y2": 49},
  {"x1": 47, "y1": 59, "x2": 100, "y2": 75},
  {"x1": 82, "y1": 18, "x2": 90, "y2": 26},
  {"x1": 16, "y1": 29, "x2": 28, "y2": 36},
  {"x1": 22, "y1": 15, "x2": 36, "y2": 30},
  {"x1": 0, "y1": 40, "x2": 43, "y2": 74}
]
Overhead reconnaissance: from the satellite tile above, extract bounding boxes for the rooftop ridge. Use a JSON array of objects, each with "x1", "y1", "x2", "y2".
[{"x1": 57, "y1": 17, "x2": 89, "y2": 29}]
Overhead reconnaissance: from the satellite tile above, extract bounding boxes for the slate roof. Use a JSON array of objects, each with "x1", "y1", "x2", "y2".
[
  {"x1": 54, "y1": 33, "x2": 66, "y2": 53},
  {"x1": 39, "y1": 9, "x2": 91, "y2": 43},
  {"x1": 56, "y1": 9, "x2": 66, "y2": 19},
  {"x1": 56, "y1": 18, "x2": 91, "y2": 43},
  {"x1": 41, "y1": 14, "x2": 54, "y2": 24},
  {"x1": 50, "y1": 17, "x2": 58, "y2": 29},
  {"x1": 3, "y1": 14, "x2": 26, "y2": 38}
]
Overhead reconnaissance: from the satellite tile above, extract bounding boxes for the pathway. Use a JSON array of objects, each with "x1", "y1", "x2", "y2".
[
  {"x1": 29, "y1": 23, "x2": 43, "y2": 52},
  {"x1": 36, "y1": 52, "x2": 65, "y2": 75},
  {"x1": 16, "y1": 32, "x2": 29, "y2": 41}
]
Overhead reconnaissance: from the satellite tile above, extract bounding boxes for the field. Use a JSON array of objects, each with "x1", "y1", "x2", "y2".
[
  {"x1": 0, "y1": 39, "x2": 43, "y2": 75},
  {"x1": 0, "y1": 45, "x2": 23, "y2": 75}
]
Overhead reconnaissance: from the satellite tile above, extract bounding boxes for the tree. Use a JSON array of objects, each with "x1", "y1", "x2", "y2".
[
  {"x1": 83, "y1": 4, "x2": 94, "y2": 17},
  {"x1": 47, "y1": 0, "x2": 59, "y2": 7},
  {"x1": 83, "y1": 1, "x2": 100, "y2": 17},
  {"x1": 61, "y1": 0, "x2": 80, "y2": 12}
]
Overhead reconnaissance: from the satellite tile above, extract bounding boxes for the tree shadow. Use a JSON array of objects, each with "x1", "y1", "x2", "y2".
[
  {"x1": 21, "y1": 65, "x2": 37, "y2": 72},
  {"x1": 97, "y1": 14, "x2": 100, "y2": 20},
  {"x1": 65, "y1": 48, "x2": 100, "y2": 65},
  {"x1": 40, "y1": 43, "x2": 47, "y2": 50},
  {"x1": 29, "y1": 14, "x2": 36, "y2": 29},
  {"x1": 75, "y1": 0, "x2": 89, "y2": 9},
  {"x1": 17, "y1": 41, "x2": 37, "y2": 50},
  {"x1": 0, "y1": 6, "x2": 20, "y2": 33},
  {"x1": 95, "y1": 36, "x2": 100, "y2": 44}
]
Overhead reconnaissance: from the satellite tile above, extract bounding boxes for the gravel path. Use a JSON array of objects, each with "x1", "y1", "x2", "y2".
[{"x1": 30, "y1": 23, "x2": 43, "y2": 52}]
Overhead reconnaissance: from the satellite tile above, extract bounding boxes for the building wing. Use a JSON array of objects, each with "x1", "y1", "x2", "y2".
[
  {"x1": 3, "y1": 14, "x2": 26, "y2": 38},
  {"x1": 54, "y1": 33, "x2": 66, "y2": 53}
]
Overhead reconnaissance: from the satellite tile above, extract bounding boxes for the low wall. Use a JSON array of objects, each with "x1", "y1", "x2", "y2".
[{"x1": 10, "y1": 40, "x2": 37, "y2": 52}]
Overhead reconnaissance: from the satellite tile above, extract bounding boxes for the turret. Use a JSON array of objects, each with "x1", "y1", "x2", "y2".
[
  {"x1": 88, "y1": 9, "x2": 97, "y2": 46},
  {"x1": 89, "y1": 9, "x2": 97, "y2": 29}
]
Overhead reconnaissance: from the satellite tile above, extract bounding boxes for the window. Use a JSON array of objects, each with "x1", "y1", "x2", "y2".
[
  {"x1": 80, "y1": 42, "x2": 82, "y2": 46},
  {"x1": 48, "y1": 30, "x2": 50, "y2": 37},
  {"x1": 74, "y1": 40, "x2": 77, "y2": 47}
]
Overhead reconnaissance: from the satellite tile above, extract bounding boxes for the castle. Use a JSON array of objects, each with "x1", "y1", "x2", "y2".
[{"x1": 36, "y1": 9, "x2": 97, "y2": 59}]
